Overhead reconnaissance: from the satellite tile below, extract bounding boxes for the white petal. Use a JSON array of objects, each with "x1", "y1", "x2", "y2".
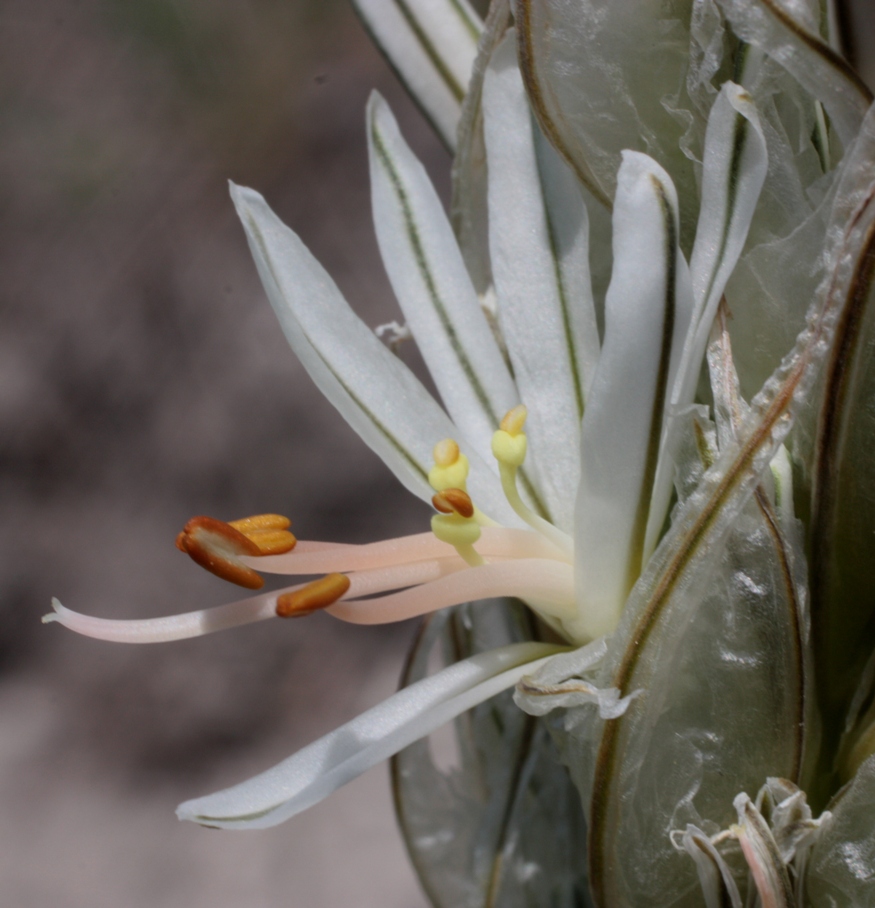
[
  {"x1": 177, "y1": 641, "x2": 562, "y2": 829},
  {"x1": 230, "y1": 183, "x2": 514, "y2": 522},
  {"x1": 645, "y1": 82, "x2": 768, "y2": 556},
  {"x1": 352, "y1": 0, "x2": 482, "y2": 149},
  {"x1": 533, "y1": 121, "x2": 600, "y2": 400},
  {"x1": 574, "y1": 152, "x2": 693, "y2": 640},
  {"x1": 367, "y1": 93, "x2": 520, "y2": 468},
  {"x1": 483, "y1": 33, "x2": 598, "y2": 532}
]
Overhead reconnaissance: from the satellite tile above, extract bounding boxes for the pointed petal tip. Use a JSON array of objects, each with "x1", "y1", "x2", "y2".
[
  {"x1": 229, "y1": 181, "x2": 262, "y2": 213},
  {"x1": 366, "y1": 89, "x2": 395, "y2": 134}
]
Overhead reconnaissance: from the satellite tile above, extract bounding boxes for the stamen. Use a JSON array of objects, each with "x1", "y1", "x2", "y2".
[
  {"x1": 176, "y1": 514, "x2": 296, "y2": 589},
  {"x1": 500, "y1": 404, "x2": 528, "y2": 436},
  {"x1": 431, "y1": 514, "x2": 483, "y2": 567},
  {"x1": 244, "y1": 527, "x2": 568, "y2": 575},
  {"x1": 229, "y1": 514, "x2": 297, "y2": 555},
  {"x1": 329, "y1": 559, "x2": 576, "y2": 625},
  {"x1": 491, "y1": 408, "x2": 573, "y2": 557},
  {"x1": 42, "y1": 557, "x2": 470, "y2": 643},
  {"x1": 428, "y1": 438, "x2": 470, "y2": 492},
  {"x1": 429, "y1": 467, "x2": 483, "y2": 567},
  {"x1": 431, "y1": 488, "x2": 475, "y2": 519},
  {"x1": 176, "y1": 516, "x2": 264, "y2": 589},
  {"x1": 433, "y1": 438, "x2": 460, "y2": 466},
  {"x1": 276, "y1": 573, "x2": 351, "y2": 618}
]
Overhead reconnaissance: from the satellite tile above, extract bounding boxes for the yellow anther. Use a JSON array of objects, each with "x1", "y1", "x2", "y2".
[
  {"x1": 433, "y1": 438, "x2": 460, "y2": 467},
  {"x1": 500, "y1": 405, "x2": 528, "y2": 436},
  {"x1": 276, "y1": 573, "x2": 351, "y2": 618},
  {"x1": 492, "y1": 406, "x2": 529, "y2": 467},
  {"x1": 489, "y1": 405, "x2": 574, "y2": 559},
  {"x1": 428, "y1": 440, "x2": 470, "y2": 492},
  {"x1": 432, "y1": 488, "x2": 475, "y2": 519},
  {"x1": 431, "y1": 513, "x2": 482, "y2": 548},
  {"x1": 492, "y1": 429, "x2": 528, "y2": 467}
]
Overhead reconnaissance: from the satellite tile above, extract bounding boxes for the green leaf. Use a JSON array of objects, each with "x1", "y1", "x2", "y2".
[
  {"x1": 807, "y1": 207, "x2": 875, "y2": 763},
  {"x1": 806, "y1": 756, "x2": 875, "y2": 906},
  {"x1": 581, "y1": 491, "x2": 809, "y2": 906},
  {"x1": 392, "y1": 603, "x2": 590, "y2": 908},
  {"x1": 800, "y1": 105, "x2": 875, "y2": 785}
]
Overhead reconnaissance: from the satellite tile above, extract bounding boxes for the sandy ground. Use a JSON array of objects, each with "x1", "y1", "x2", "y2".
[
  {"x1": 0, "y1": 0, "x2": 441, "y2": 903},
  {"x1": 1, "y1": 1, "x2": 874, "y2": 906}
]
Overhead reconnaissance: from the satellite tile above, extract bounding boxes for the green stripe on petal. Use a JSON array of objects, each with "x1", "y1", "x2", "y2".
[
  {"x1": 230, "y1": 183, "x2": 516, "y2": 525},
  {"x1": 352, "y1": 0, "x2": 482, "y2": 149},
  {"x1": 367, "y1": 94, "x2": 522, "y2": 471}
]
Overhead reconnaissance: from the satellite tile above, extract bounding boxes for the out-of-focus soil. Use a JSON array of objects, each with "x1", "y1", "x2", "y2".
[{"x1": 0, "y1": 0, "x2": 446, "y2": 904}]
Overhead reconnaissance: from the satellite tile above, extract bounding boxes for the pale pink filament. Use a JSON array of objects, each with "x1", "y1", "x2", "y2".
[
  {"x1": 45, "y1": 556, "x2": 467, "y2": 643},
  {"x1": 246, "y1": 527, "x2": 566, "y2": 575},
  {"x1": 329, "y1": 559, "x2": 575, "y2": 624},
  {"x1": 44, "y1": 552, "x2": 574, "y2": 644}
]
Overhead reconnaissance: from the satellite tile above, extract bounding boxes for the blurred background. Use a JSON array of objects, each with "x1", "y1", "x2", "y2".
[{"x1": 0, "y1": 2, "x2": 873, "y2": 906}]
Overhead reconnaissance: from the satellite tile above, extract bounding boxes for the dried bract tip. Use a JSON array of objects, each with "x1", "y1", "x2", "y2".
[
  {"x1": 431, "y1": 488, "x2": 475, "y2": 519},
  {"x1": 176, "y1": 516, "x2": 264, "y2": 589},
  {"x1": 276, "y1": 573, "x2": 351, "y2": 618}
]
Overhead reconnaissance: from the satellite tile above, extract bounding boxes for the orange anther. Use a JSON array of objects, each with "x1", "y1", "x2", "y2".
[
  {"x1": 431, "y1": 488, "x2": 475, "y2": 519},
  {"x1": 228, "y1": 514, "x2": 290, "y2": 533},
  {"x1": 176, "y1": 516, "x2": 264, "y2": 589},
  {"x1": 276, "y1": 573, "x2": 351, "y2": 618},
  {"x1": 245, "y1": 529, "x2": 298, "y2": 555},
  {"x1": 230, "y1": 513, "x2": 296, "y2": 555}
]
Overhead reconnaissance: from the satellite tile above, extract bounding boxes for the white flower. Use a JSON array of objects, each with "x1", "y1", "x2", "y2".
[{"x1": 42, "y1": 0, "x2": 875, "y2": 903}]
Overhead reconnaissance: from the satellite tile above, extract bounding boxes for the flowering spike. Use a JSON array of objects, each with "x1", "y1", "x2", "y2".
[{"x1": 276, "y1": 573, "x2": 351, "y2": 618}]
